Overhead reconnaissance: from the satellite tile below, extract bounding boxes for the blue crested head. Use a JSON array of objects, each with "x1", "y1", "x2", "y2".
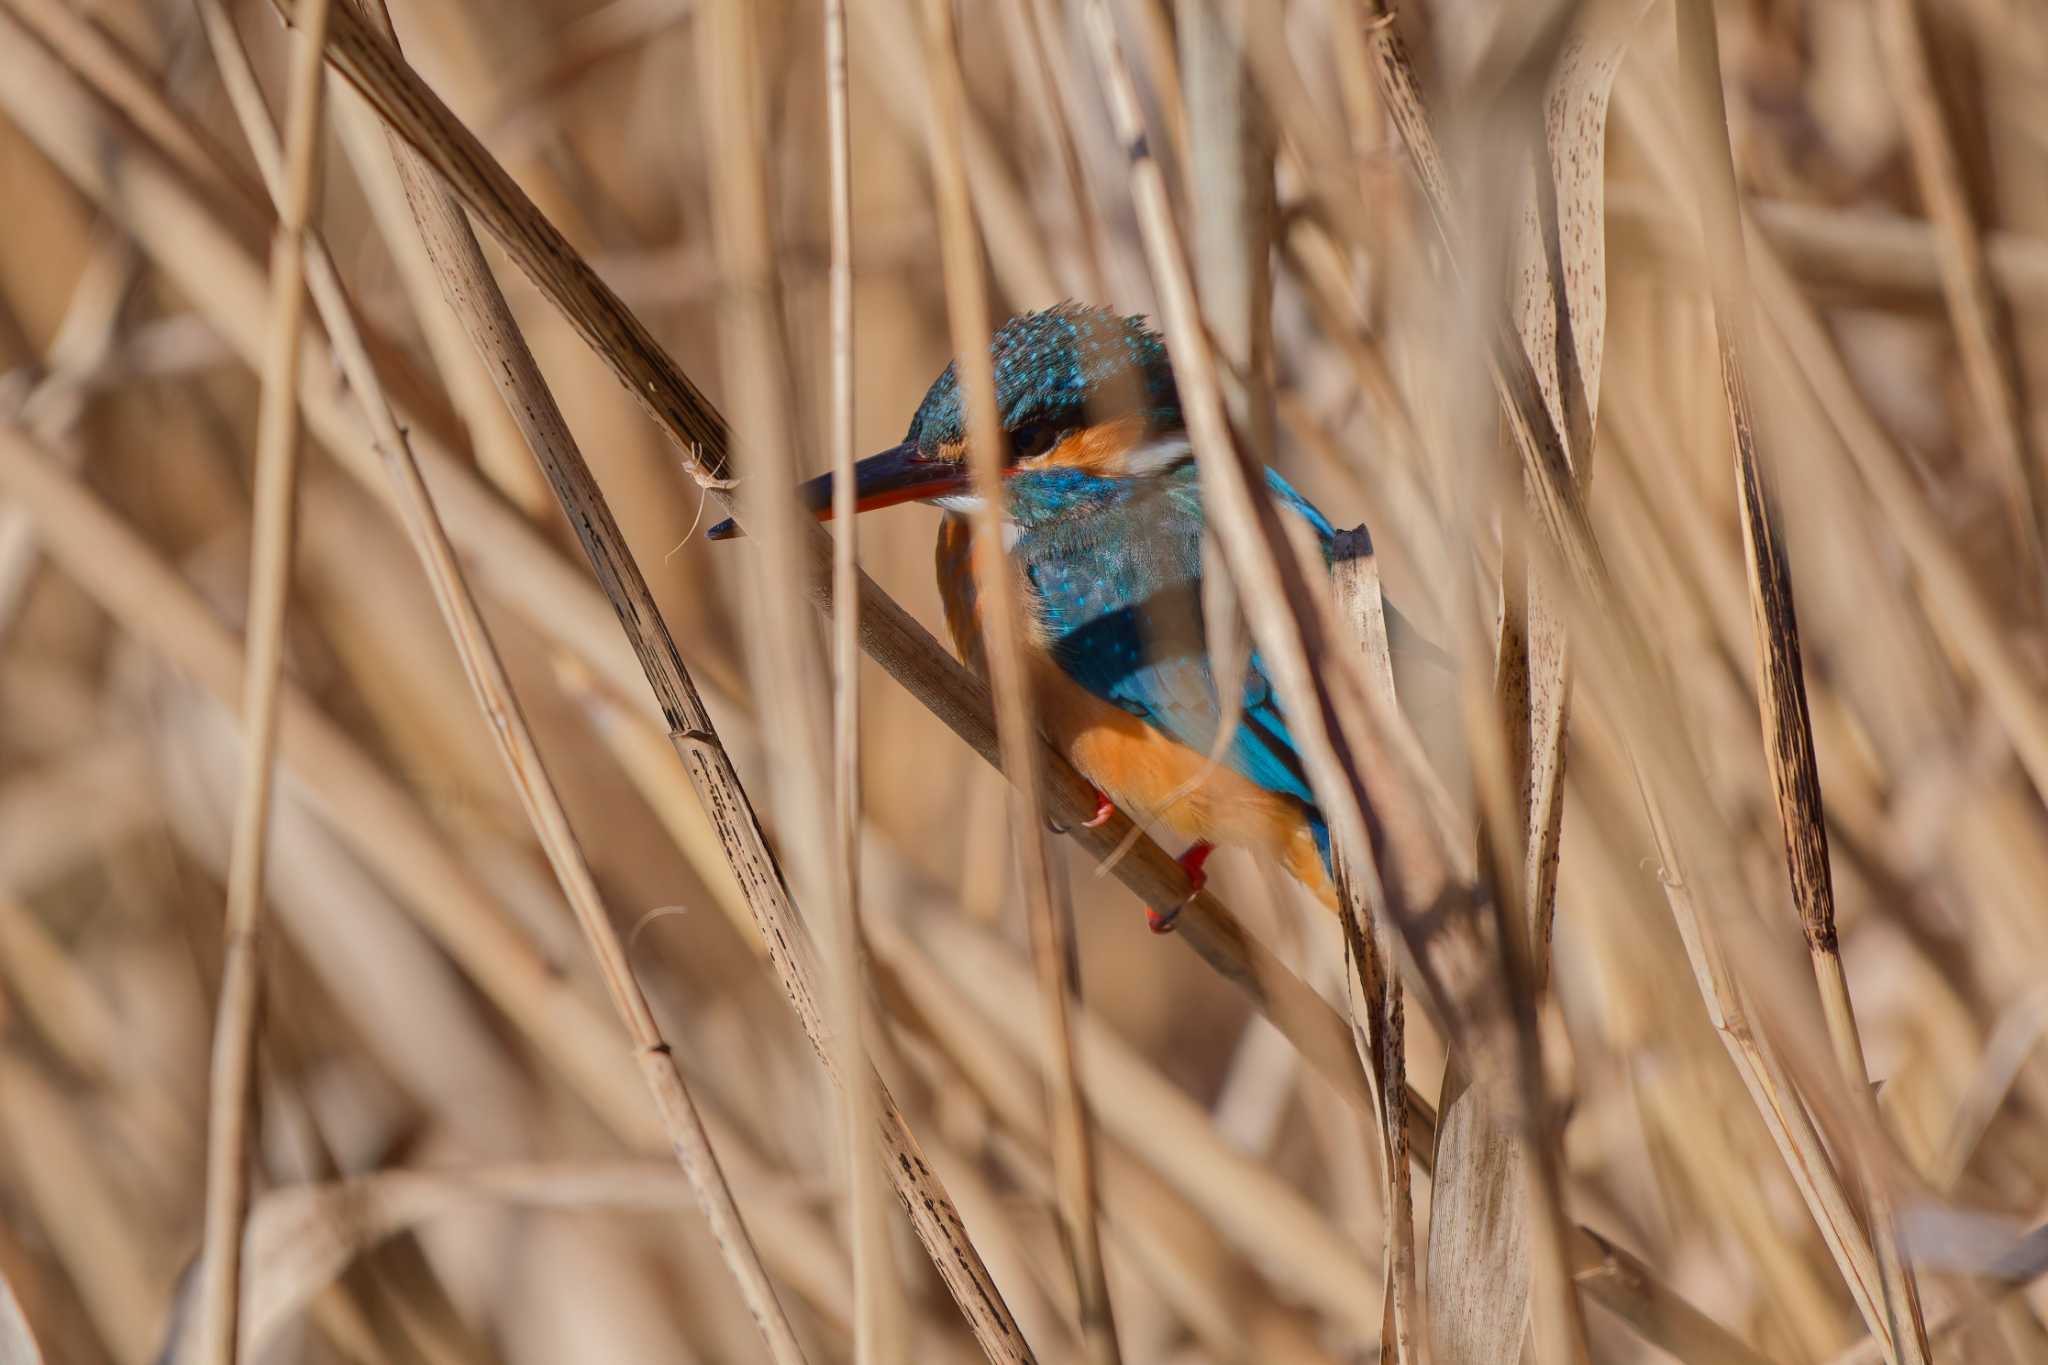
[
  {"x1": 904, "y1": 303, "x2": 1183, "y2": 458},
  {"x1": 704, "y1": 304, "x2": 1189, "y2": 541}
]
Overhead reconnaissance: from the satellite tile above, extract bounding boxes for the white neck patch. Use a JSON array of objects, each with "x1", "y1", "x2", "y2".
[
  {"x1": 935, "y1": 497, "x2": 1022, "y2": 549},
  {"x1": 1120, "y1": 433, "x2": 1194, "y2": 478}
]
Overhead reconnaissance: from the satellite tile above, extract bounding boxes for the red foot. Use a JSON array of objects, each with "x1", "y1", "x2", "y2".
[
  {"x1": 1082, "y1": 789, "x2": 1116, "y2": 828},
  {"x1": 1149, "y1": 841, "x2": 1214, "y2": 934}
]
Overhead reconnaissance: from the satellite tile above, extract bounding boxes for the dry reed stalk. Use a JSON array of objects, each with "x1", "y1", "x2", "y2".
[
  {"x1": 548, "y1": 655, "x2": 762, "y2": 949},
  {"x1": 1089, "y1": 0, "x2": 1460, "y2": 1057},
  {"x1": 1625, "y1": 61, "x2": 2048, "y2": 835},
  {"x1": 921, "y1": 0, "x2": 1120, "y2": 1356},
  {"x1": 191, "y1": 5, "x2": 811, "y2": 1357},
  {"x1": 156, "y1": 696, "x2": 538, "y2": 1153},
  {"x1": 1872, "y1": 0, "x2": 2046, "y2": 606},
  {"x1": 1451, "y1": 16, "x2": 1640, "y2": 1362},
  {"x1": 1670, "y1": 4, "x2": 1932, "y2": 1360},
  {"x1": 337, "y1": 96, "x2": 551, "y2": 521},
  {"x1": 1612, "y1": 191, "x2": 2048, "y2": 315},
  {"x1": 1496, "y1": 5, "x2": 1639, "y2": 994},
  {"x1": 194, "y1": 1, "x2": 333, "y2": 1355},
  {"x1": 821, "y1": 0, "x2": 902, "y2": 1353},
  {"x1": 305, "y1": 0, "x2": 1029, "y2": 1350}
]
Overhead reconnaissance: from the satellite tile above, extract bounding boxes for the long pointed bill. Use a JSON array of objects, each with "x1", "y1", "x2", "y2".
[{"x1": 705, "y1": 442, "x2": 968, "y2": 540}]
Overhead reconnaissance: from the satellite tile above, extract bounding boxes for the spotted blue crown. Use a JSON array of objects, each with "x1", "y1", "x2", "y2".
[{"x1": 904, "y1": 304, "x2": 1183, "y2": 456}]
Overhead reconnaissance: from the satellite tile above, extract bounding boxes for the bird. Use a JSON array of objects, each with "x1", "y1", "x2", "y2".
[{"x1": 709, "y1": 303, "x2": 1441, "y2": 930}]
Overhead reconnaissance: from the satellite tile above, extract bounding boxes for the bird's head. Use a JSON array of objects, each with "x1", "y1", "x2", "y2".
[{"x1": 706, "y1": 304, "x2": 1186, "y2": 540}]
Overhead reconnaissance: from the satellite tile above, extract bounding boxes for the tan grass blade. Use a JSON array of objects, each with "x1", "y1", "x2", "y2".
[{"x1": 194, "y1": 3, "x2": 333, "y2": 1356}]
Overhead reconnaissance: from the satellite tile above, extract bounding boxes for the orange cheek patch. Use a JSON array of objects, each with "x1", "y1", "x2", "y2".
[{"x1": 1020, "y1": 415, "x2": 1150, "y2": 476}]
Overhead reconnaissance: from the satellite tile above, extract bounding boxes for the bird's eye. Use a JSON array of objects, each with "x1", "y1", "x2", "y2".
[{"x1": 1012, "y1": 422, "x2": 1060, "y2": 461}]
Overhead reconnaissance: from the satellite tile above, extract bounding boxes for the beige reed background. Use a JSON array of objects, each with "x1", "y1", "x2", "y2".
[{"x1": 0, "y1": 0, "x2": 2046, "y2": 1362}]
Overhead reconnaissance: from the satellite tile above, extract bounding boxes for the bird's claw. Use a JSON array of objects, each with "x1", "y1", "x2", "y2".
[
  {"x1": 1048, "y1": 788, "x2": 1117, "y2": 835},
  {"x1": 1149, "y1": 842, "x2": 1214, "y2": 935}
]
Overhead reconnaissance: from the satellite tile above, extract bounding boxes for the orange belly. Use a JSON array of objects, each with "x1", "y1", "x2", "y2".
[{"x1": 937, "y1": 517, "x2": 1334, "y2": 909}]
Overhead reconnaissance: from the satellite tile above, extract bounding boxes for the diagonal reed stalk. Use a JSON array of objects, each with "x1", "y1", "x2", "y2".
[
  {"x1": 920, "y1": 0, "x2": 1121, "y2": 1356},
  {"x1": 194, "y1": 1, "x2": 333, "y2": 1356},
  {"x1": 331, "y1": 0, "x2": 1026, "y2": 1355},
  {"x1": 189, "y1": 4, "x2": 810, "y2": 1360}
]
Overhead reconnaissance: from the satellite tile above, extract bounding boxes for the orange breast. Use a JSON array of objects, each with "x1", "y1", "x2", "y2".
[{"x1": 935, "y1": 515, "x2": 1334, "y2": 909}]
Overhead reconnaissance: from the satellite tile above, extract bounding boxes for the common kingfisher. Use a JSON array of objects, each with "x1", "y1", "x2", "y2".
[{"x1": 710, "y1": 304, "x2": 1437, "y2": 930}]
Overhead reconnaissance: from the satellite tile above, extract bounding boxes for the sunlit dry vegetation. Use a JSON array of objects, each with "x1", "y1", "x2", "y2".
[{"x1": 0, "y1": 0, "x2": 2046, "y2": 1361}]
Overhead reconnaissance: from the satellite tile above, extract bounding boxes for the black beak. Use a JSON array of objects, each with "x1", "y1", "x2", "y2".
[{"x1": 705, "y1": 442, "x2": 969, "y2": 541}]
